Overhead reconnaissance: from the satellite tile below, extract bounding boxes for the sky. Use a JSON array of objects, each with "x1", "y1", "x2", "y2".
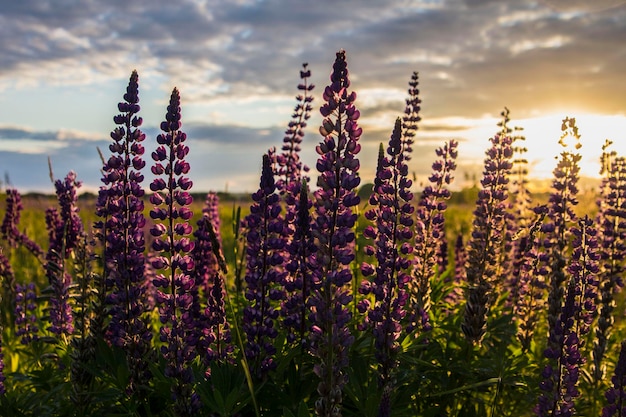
[{"x1": 0, "y1": 0, "x2": 625, "y2": 194}]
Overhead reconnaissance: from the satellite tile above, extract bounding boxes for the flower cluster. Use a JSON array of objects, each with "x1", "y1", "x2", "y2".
[
  {"x1": 461, "y1": 133, "x2": 513, "y2": 344},
  {"x1": 310, "y1": 50, "x2": 361, "y2": 417},
  {"x1": 282, "y1": 180, "x2": 315, "y2": 344},
  {"x1": 242, "y1": 153, "x2": 286, "y2": 377},
  {"x1": 543, "y1": 117, "x2": 581, "y2": 358},
  {"x1": 358, "y1": 117, "x2": 415, "y2": 416},
  {"x1": 1, "y1": 189, "x2": 44, "y2": 261},
  {"x1": 514, "y1": 206, "x2": 549, "y2": 351},
  {"x1": 46, "y1": 171, "x2": 84, "y2": 337},
  {"x1": 276, "y1": 62, "x2": 314, "y2": 190},
  {"x1": 535, "y1": 216, "x2": 599, "y2": 416},
  {"x1": 149, "y1": 87, "x2": 199, "y2": 414},
  {"x1": 593, "y1": 150, "x2": 626, "y2": 381},
  {"x1": 94, "y1": 70, "x2": 152, "y2": 390},
  {"x1": 410, "y1": 139, "x2": 458, "y2": 333},
  {"x1": 14, "y1": 282, "x2": 38, "y2": 344}
]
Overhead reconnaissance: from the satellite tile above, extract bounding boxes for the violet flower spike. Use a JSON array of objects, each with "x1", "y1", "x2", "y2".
[
  {"x1": 46, "y1": 171, "x2": 84, "y2": 337},
  {"x1": 150, "y1": 87, "x2": 200, "y2": 415},
  {"x1": 14, "y1": 283, "x2": 39, "y2": 345},
  {"x1": 1, "y1": 189, "x2": 44, "y2": 261},
  {"x1": 593, "y1": 152, "x2": 626, "y2": 382},
  {"x1": 310, "y1": 50, "x2": 361, "y2": 417},
  {"x1": 359, "y1": 118, "x2": 414, "y2": 417},
  {"x1": 535, "y1": 216, "x2": 599, "y2": 416},
  {"x1": 410, "y1": 139, "x2": 458, "y2": 333},
  {"x1": 94, "y1": 70, "x2": 152, "y2": 391},
  {"x1": 242, "y1": 153, "x2": 286, "y2": 377},
  {"x1": 191, "y1": 201, "x2": 232, "y2": 371},
  {"x1": 282, "y1": 179, "x2": 316, "y2": 345},
  {"x1": 543, "y1": 117, "x2": 581, "y2": 360},
  {"x1": 461, "y1": 133, "x2": 513, "y2": 344},
  {"x1": 276, "y1": 62, "x2": 314, "y2": 190}
]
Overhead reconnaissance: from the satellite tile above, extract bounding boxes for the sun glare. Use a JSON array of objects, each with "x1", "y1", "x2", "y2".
[{"x1": 515, "y1": 113, "x2": 626, "y2": 181}]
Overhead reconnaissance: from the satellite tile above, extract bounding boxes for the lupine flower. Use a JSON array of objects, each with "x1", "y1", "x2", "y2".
[
  {"x1": 276, "y1": 62, "x2": 314, "y2": 190},
  {"x1": 461, "y1": 134, "x2": 513, "y2": 344},
  {"x1": 242, "y1": 153, "x2": 286, "y2": 377},
  {"x1": 410, "y1": 139, "x2": 458, "y2": 333},
  {"x1": 282, "y1": 179, "x2": 316, "y2": 344},
  {"x1": 499, "y1": 109, "x2": 533, "y2": 311},
  {"x1": 46, "y1": 171, "x2": 84, "y2": 337},
  {"x1": 359, "y1": 118, "x2": 414, "y2": 416},
  {"x1": 1, "y1": 189, "x2": 44, "y2": 261},
  {"x1": 514, "y1": 206, "x2": 549, "y2": 351},
  {"x1": 192, "y1": 208, "x2": 232, "y2": 372},
  {"x1": 401, "y1": 71, "x2": 421, "y2": 147},
  {"x1": 593, "y1": 148, "x2": 626, "y2": 382},
  {"x1": 310, "y1": 50, "x2": 361, "y2": 417},
  {"x1": 276, "y1": 66, "x2": 315, "y2": 346},
  {"x1": 0, "y1": 247, "x2": 16, "y2": 308},
  {"x1": 602, "y1": 340, "x2": 626, "y2": 417},
  {"x1": 14, "y1": 282, "x2": 39, "y2": 345},
  {"x1": 150, "y1": 87, "x2": 199, "y2": 415},
  {"x1": 535, "y1": 217, "x2": 599, "y2": 416},
  {"x1": 543, "y1": 117, "x2": 581, "y2": 358},
  {"x1": 94, "y1": 70, "x2": 152, "y2": 391}
]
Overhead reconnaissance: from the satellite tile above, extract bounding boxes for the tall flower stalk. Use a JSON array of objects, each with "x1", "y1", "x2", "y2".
[
  {"x1": 409, "y1": 139, "x2": 458, "y2": 333},
  {"x1": 593, "y1": 147, "x2": 626, "y2": 382},
  {"x1": 46, "y1": 171, "x2": 84, "y2": 338},
  {"x1": 282, "y1": 179, "x2": 315, "y2": 345},
  {"x1": 95, "y1": 70, "x2": 152, "y2": 391},
  {"x1": 242, "y1": 153, "x2": 286, "y2": 377},
  {"x1": 149, "y1": 88, "x2": 199, "y2": 415},
  {"x1": 535, "y1": 217, "x2": 599, "y2": 416},
  {"x1": 461, "y1": 134, "x2": 513, "y2": 344},
  {"x1": 310, "y1": 50, "x2": 361, "y2": 417},
  {"x1": 276, "y1": 62, "x2": 314, "y2": 190},
  {"x1": 1, "y1": 188, "x2": 44, "y2": 262},
  {"x1": 543, "y1": 117, "x2": 581, "y2": 359},
  {"x1": 359, "y1": 118, "x2": 414, "y2": 416}
]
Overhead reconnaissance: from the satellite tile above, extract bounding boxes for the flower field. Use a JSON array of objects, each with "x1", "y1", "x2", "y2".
[{"x1": 0, "y1": 50, "x2": 625, "y2": 417}]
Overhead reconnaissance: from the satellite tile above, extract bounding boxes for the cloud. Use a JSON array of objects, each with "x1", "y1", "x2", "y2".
[{"x1": 0, "y1": 0, "x2": 624, "y2": 192}]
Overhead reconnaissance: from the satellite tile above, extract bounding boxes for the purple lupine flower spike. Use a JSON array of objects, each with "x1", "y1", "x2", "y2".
[
  {"x1": 410, "y1": 139, "x2": 458, "y2": 333},
  {"x1": 544, "y1": 117, "x2": 581, "y2": 361},
  {"x1": 191, "y1": 194, "x2": 232, "y2": 372},
  {"x1": 593, "y1": 145, "x2": 626, "y2": 382},
  {"x1": 359, "y1": 118, "x2": 414, "y2": 417},
  {"x1": 46, "y1": 171, "x2": 83, "y2": 337},
  {"x1": 282, "y1": 179, "x2": 315, "y2": 344},
  {"x1": 514, "y1": 205, "x2": 548, "y2": 351},
  {"x1": 535, "y1": 216, "x2": 599, "y2": 416},
  {"x1": 603, "y1": 340, "x2": 626, "y2": 417},
  {"x1": 461, "y1": 133, "x2": 513, "y2": 344},
  {"x1": 94, "y1": 70, "x2": 152, "y2": 391},
  {"x1": 14, "y1": 283, "x2": 39, "y2": 345},
  {"x1": 276, "y1": 62, "x2": 314, "y2": 190},
  {"x1": 1, "y1": 189, "x2": 44, "y2": 261},
  {"x1": 242, "y1": 153, "x2": 286, "y2": 377},
  {"x1": 150, "y1": 87, "x2": 199, "y2": 415},
  {"x1": 310, "y1": 50, "x2": 361, "y2": 417}
]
